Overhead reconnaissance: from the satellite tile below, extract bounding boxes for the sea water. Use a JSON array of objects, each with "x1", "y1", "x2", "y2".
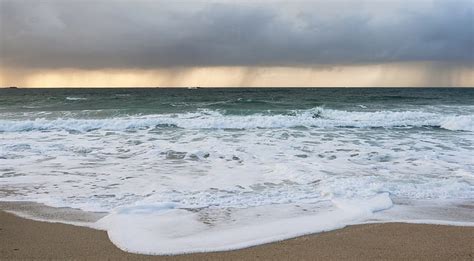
[{"x1": 0, "y1": 88, "x2": 473, "y2": 254}]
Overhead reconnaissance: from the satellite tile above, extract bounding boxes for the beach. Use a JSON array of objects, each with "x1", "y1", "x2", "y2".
[{"x1": 1, "y1": 210, "x2": 473, "y2": 260}]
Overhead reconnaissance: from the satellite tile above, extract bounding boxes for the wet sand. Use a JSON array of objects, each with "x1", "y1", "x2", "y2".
[{"x1": 1, "y1": 211, "x2": 473, "y2": 260}]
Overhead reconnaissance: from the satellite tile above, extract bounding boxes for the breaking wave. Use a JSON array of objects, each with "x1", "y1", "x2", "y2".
[
  {"x1": 65, "y1": 96, "x2": 88, "y2": 101},
  {"x1": 0, "y1": 108, "x2": 472, "y2": 132}
]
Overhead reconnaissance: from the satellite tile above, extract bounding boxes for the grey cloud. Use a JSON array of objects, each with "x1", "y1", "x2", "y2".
[{"x1": 1, "y1": 0, "x2": 473, "y2": 69}]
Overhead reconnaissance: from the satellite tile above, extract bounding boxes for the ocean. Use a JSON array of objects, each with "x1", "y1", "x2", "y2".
[{"x1": 1, "y1": 88, "x2": 473, "y2": 254}]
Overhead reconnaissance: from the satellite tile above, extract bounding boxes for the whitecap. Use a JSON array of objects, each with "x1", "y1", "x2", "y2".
[
  {"x1": 66, "y1": 97, "x2": 87, "y2": 101},
  {"x1": 0, "y1": 108, "x2": 472, "y2": 132}
]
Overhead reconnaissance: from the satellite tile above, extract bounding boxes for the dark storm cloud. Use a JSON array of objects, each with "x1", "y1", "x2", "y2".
[{"x1": 1, "y1": 0, "x2": 473, "y2": 69}]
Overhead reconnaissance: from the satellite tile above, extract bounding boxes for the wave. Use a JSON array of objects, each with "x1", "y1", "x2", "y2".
[
  {"x1": 96, "y1": 193, "x2": 393, "y2": 255},
  {"x1": 66, "y1": 97, "x2": 88, "y2": 101},
  {"x1": 0, "y1": 108, "x2": 472, "y2": 132},
  {"x1": 439, "y1": 115, "x2": 474, "y2": 131}
]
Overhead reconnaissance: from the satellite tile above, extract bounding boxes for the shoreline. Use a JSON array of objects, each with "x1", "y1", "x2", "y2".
[{"x1": 1, "y1": 210, "x2": 473, "y2": 260}]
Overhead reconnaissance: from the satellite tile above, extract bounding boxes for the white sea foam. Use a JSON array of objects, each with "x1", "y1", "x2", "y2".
[
  {"x1": 1, "y1": 106, "x2": 473, "y2": 254},
  {"x1": 440, "y1": 115, "x2": 474, "y2": 131},
  {"x1": 0, "y1": 108, "x2": 472, "y2": 132},
  {"x1": 66, "y1": 96, "x2": 88, "y2": 101},
  {"x1": 96, "y1": 194, "x2": 393, "y2": 254}
]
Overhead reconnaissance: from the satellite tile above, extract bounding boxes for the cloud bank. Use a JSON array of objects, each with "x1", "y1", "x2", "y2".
[{"x1": 1, "y1": 0, "x2": 473, "y2": 70}]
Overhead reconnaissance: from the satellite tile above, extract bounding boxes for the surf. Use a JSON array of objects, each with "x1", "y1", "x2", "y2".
[{"x1": 0, "y1": 108, "x2": 473, "y2": 132}]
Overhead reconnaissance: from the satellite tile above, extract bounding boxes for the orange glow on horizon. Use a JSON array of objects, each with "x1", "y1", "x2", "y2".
[{"x1": 1, "y1": 62, "x2": 473, "y2": 88}]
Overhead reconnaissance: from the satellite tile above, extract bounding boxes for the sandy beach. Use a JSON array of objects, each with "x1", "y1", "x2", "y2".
[{"x1": 0, "y1": 210, "x2": 472, "y2": 260}]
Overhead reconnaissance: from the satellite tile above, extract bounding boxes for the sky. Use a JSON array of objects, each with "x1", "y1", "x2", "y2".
[{"x1": 0, "y1": 0, "x2": 473, "y2": 87}]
